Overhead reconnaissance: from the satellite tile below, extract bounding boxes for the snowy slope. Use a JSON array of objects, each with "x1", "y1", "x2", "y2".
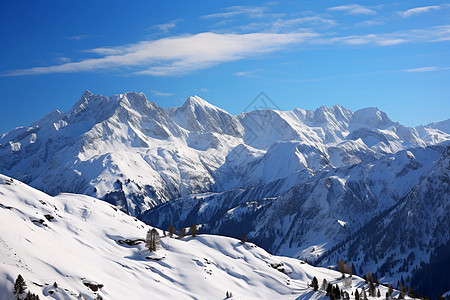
[
  {"x1": 0, "y1": 91, "x2": 449, "y2": 216},
  {"x1": 0, "y1": 174, "x2": 399, "y2": 300}
]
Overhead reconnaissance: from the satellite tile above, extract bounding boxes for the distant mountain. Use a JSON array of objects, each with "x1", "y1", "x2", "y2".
[{"x1": 1, "y1": 174, "x2": 396, "y2": 299}]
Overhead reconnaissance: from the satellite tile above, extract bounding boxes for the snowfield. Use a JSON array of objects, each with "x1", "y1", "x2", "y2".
[{"x1": 0, "y1": 174, "x2": 398, "y2": 299}]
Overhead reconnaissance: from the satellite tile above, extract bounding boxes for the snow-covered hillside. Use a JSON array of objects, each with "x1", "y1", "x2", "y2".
[
  {"x1": 0, "y1": 91, "x2": 448, "y2": 216},
  {"x1": 0, "y1": 174, "x2": 397, "y2": 299}
]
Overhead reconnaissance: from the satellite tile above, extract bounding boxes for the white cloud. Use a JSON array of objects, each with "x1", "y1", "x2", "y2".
[
  {"x1": 328, "y1": 4, "x2": 376, "y2": 15},
  {"x1": 201, "y1": 6, "x2": 268, "y2": 19},
  {"x1": 66, "y1": 35, "x2": 89, "y2": 41},
  {"x1": 356, "y1": 20, "x2": 384, "y2": 27},
  {"x1": 271, "y1": 16, "x2": 336, "y2": 31},
  {"x1": 58, "y1": 57, "x2": 71, "y2": 63},
  {"x1": 150, "y1": 90, "x2": 173, "y2": 97},
  {"x1": 234, "y1": 70, "x2": 261, "y2": 78},
  {"x1": 315, "y1": 25, "x2": 450, "y2": 47},
  {"x1": 149, "y1": 19, "x2": 181, "y2": 34},
  {"x1": 398, "y1": 5, "x2": 441, "y2": 18},
  {"x1": 2, "y1": 32, "x2": 316, "y2": 77},
  {"x1": 404, "y1": 66, "x2": 450, "y2": 72}
]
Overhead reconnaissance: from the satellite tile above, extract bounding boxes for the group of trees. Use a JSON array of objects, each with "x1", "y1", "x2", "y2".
[
  {"x1": 145, "y1": 224, "x2": 200, "y2": 252},
  {"x1": 13, "y1": 275, "x2": 40, "y2": 300},
  {"x1": 311, "y1": 275, "x2": 390, "y2": 300}
]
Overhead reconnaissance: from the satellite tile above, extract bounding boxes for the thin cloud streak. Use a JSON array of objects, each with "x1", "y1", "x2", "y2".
[
  {"x1": 328, "y1": 4, "x2": 376, "y2": 15},
  {"x1": 314, "y1": 25, "x2": 450, "y2": 47},
  {"x1": 150, "y1": 90, "x2": 174, "y2": 97},
  {"x1": 404, "y1": 66, "x2": 450, "y2": 72},
  {"x1": 66, "y1": 35, "x2": 90, "y2": 41},
  {"x1": 234, "y1": 70, "x2": 261, "y2": 78},
  {"x1": 398, "y1": 5, "x2": 441, "y2": 18},
  {"x1": 149, "y1": 19, "x2": 181, "y2": 34},
  {"x1": 200, "y1": 6, "x2": 268, "y2": 19}
]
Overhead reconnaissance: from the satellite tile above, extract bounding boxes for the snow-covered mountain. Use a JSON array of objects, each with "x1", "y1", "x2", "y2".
[
  {"x1": 1, "y1": 91, "x2": 448, "y2": 216},
  {"x1": 1, "y1": 174, "x2": 399, "y2": 299},
  {"x1": 0, "y1": 91, "x2": 449, "y2": 297}
]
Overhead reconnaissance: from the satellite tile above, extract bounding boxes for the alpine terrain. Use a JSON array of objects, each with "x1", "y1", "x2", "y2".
[{"x1": 0, "y1": 91, "x2": 449, "y2": 297}]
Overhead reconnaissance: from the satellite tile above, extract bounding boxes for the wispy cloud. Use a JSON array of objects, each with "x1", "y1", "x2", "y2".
[
  {"x1": 234, "y1": 70, "x2": 261, "y2": 78},
  {"x1": 201, "y1": 6, "x2": 268, "y2": 19},
  {"x1": 200, "y1": 5, "x2": 284, "y2": 20},
  {"x1": 2, "y1": 32, "x2": 315, "y2": 77},
  {"x1": 398, "y1": 5, "x2": 441, "y2": 18},
  {"x1": 66, "y1": 35, "x2": 90, "y2": 41},
  {"x1": 328, "y1": 4, "x2": 376, "y2": 15},
  {"x1": 404, "y1": 66, "x2": 450, "y2": 72},
  {"x1": 271, "y1": 16, "x2": 336, "y2": 31},
  {"x1": 150, "y1": 89, "x2": 173, "y2": 97},
  {"x1": 356, "y1": 19, "x2": 384, "y2": 27},
  {"x1": 315, "y1": 25, "x2": 450, "y2": 46},
  {"x1": 149, "y1": 19, "x2": 181, "y2": 34},
  {"x1": 58, "y1": 57, "x2": 71, "y2": 63}
]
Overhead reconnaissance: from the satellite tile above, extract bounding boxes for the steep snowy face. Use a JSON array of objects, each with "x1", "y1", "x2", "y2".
[
  {"x1": 0, "y1": 91, "x2": 449, "y2": 217},
  {"x1": 317, "y1": 146, "x2": 450, "y2": 296},
  {"x1": 1, "y1": 175, "x2": 395, "y2": 300}
]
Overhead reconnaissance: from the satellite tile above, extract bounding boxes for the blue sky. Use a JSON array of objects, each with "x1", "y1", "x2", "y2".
[{"x1": 0, "y1": 1, "x2": 449, "y2": 133}]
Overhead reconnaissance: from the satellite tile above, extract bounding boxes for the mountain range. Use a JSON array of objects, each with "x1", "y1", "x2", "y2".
[{"x1": 0, "y1": 91, "x2": 449, "y2": 297}]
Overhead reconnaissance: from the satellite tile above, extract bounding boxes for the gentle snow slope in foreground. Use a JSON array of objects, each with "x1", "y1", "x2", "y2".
[{"x1": 0, "y1": 175, "x2": 397, "y2": 299}]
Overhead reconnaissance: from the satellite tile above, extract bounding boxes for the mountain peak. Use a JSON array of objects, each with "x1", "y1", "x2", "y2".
[{"x1": 182, "y1": 95, "x2": 227, "y2": 113}]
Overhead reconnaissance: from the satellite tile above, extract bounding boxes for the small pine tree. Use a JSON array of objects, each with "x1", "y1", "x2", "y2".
[
  {"x1": 388, "y1": 285, "x2": 394, "y2": 298},
  {"x1": 321, "y1": 278, "x2": 328, "y2": 291},
  {"x1": 334, "y1": 285, "x2": 341, "y2": 299},
  {"x1": 362, "y1": 289, "x2": 368, "y2": 300},
  {"x1": 178, "y1": 228, "x2": 186, "y2": 239},
  {"x1": 24, "y1": 291, "x2": 40, "y2": 300},
  {"x1": 377, "y1": 288, "x2": 381, "y2": 297},
  {"x1": 145, "y1": 228, "x2": 160, "y2": 251},
  {"x1": 338, "y1": 259, "x2": 346, "y2": 278},
  {"x1": 190, "y1": 223, "x2": 198, "y2": 237},
  {"x1": 14, "y1": 274, "x2": 27, "y2": 299},
  {"x1": 399, "y1": 283, "x2": 406, "y2": 299},
  {"x1": 168, "y1": 225, "x2": 176, "y2": 238},
  {"x1": 53, "y1": 282, "x2": 58, "y2": 288},
  {"x1": 311, "y1": 276, "x2": 319, "y2": 291},
  {"x1": 241, "y1": 233, "x2": 246, "y2": 244},
  {"x1": 355, "y1": 289, "x2": 360, "y2": 300},
  {"x1": 326, "y1": 283, "x2": 333, "y2": 296}
]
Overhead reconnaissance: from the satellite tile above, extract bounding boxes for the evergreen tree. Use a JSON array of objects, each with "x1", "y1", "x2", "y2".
[
  {"x1": 338, "y1": 259, "x2": 346, "y2": 278},
  {"x1": 190, "y1": 223, "x2": 198, "y2": 237},
  {"x1": 311, "y1": 276, "x2": 319, "y2": 291},
  {"x1": 388, "y1": 285, "x2": 394, "y2": 298},
  {"x1": 168, "y1": 225, "x2": 176, "y2": 238},
  {"x1": 362, "y1": 289, "x2": 368, "y2": 300},
  {"x1": 377, "y1": 288, "x2": 381, "y2": 297},
  {"x1": 241, "y1": 233, "x2": 246, "y2": 244},
  {"x1": 399, "y1": 283, "x2": 406, "y2": 299},
  {"x1": 355, "y1": 289, "x2": 359, "y2": 300},
  {"x1": 14, "y1": 274, "x2": 27, "y2": 299},
  {"x1": 326, "y1": 283, "x2": 333, "y2": 296},
  {"x1": 334, "y1": 285, "x2": 341, "y2": 299},
  {"x1": 178, "y1": 228, "x2": 186, "y2": 239},
  {"x1": 321, "y1": 278, "x2": 328, "y2": 291},
  {"x1": 145, "y1": 228, "x2": 160, "y2": 251}
]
